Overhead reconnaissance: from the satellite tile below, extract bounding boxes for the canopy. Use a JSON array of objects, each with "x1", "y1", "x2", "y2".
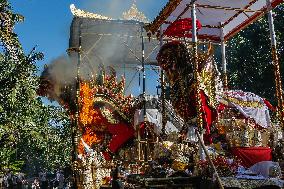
[{"x1": 145, "y1": 0, "x2": 283, "y2": 42}]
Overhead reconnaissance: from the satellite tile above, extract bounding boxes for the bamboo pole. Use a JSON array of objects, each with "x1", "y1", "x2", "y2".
[
  {"x1": 194, "y1": 4, "x2": 263, "y2": 13},
  {"x1": 191, "y1": 1, "x2": 202, "y2": 129},
  {"x1": 140, "y1": 24, "x2": 149, "y2": 162},
  {"x1": 191, "y1": 0, "x2": 205, "y2": 161}
]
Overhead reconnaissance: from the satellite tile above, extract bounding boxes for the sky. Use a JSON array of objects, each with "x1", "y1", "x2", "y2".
[{"x1": 9, "y1": 0, "x2": 168, "y2": 96}]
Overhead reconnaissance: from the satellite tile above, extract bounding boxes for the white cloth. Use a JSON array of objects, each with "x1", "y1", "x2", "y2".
[
  {"x1": 249, "y1": 161, "x2": 281, "y2": 178},
  {"x1": 134, "y1": 109, "x2": 178, "y2": 134},
  {"x1": 134, "y1": 109, "x2": 162, "y2": 130},
  {"x1": 219, "y1": 90, "x2": 271, "y2": 128},
  {"x1": 165, "y1": 121, "x2": 179, "y2": 134}
]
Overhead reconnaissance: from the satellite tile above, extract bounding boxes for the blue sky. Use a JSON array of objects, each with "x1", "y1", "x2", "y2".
[{"x1": 10, "y1": 0, "x2": 168, "y2": 96}]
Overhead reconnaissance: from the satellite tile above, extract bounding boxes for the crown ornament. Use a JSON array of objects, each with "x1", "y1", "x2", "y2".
[{"x1": 122, "y1": 1, "x2": 149, "y2": 23}]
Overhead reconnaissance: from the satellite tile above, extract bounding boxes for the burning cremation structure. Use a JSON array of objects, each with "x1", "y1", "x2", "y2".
[
  {"x1": 38, "y1": 1, "x2": 284, "y2": 189},
  {"x1": 39, "y1": 2, "x2": 185, "y2": 189}
]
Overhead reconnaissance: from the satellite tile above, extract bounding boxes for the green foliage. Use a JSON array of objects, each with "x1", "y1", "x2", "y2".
[
  {"x1": 225, "y1": 3, "x2": 284, "y2": 105},
  {"x1": 0, "y1": 0, "x2": 71, "y2": 175}
]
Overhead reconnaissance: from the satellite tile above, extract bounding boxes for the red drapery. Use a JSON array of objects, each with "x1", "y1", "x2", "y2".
[
  {"x1": 107, "y1": 123, "x2": 135, "y2": 153},
  {"x1": 200, "y1": 91, "x2": 217, "y2": 142},
  {"x1": 164, "y1": 18, "x2": 202, "y2": 38},
  {"x1": 231, "y1": 147, "x2": 272, "y2": 168}
]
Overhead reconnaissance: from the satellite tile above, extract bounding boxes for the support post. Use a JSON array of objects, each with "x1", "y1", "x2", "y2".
[
  {"x1": 267, "y1": 0, "x2": 284, "y2": 128},
  {"x1": 220, "y1": 26, "x2": 228, "y2": 90},
  {"x1": 191, "y1": 0, "x2": 203, "y2": 129},
  {"x1": 191, "y1": 1, "x2": 224, "y2": 189},
  {"x1": 72, "y1": 21, "x2": 82, "y2": 188},
  {"x1": 191, "y1": 0, "x2": 205, "y2": 164},
  {"x1": 141, "y1": 24, "x2": 148, "y2": 162},
  {"x1": 160, "y1": 26, "x2": 167, "y2": 137}
]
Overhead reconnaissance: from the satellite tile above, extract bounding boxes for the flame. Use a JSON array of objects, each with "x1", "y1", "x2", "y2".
[
  {"x1": 77, "y1": 75, "x2": 134, "y2": 155},
  {"x1": 79, "y1": 82, "x2": 101, "y2": 126},
  {"x1": 78, "y1": 82, "x2": 104, "y2": 154},
  {"x1": 78, "y1": 127, "x2": 103, "y2": 155}
]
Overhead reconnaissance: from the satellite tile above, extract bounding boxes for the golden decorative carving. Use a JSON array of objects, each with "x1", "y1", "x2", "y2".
[
  {"x1": 223, "y1": 96, "x2": 264, "y2": 108},
  {"x1": 70, "y1": 4, "x2": 113, "y2": 20},
  {"x1": 122, "y1": 1, "x2": 149, "y2": 23}
]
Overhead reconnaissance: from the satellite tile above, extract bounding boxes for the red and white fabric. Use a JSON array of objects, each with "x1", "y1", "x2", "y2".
[{"x1": 219, "y1": 90, "x2": 271, "y2": 128}]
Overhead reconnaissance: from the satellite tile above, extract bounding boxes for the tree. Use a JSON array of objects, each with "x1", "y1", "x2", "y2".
[
  {"x1": 225, "y1": 4, "x2": 284, "y2": 105},
  {"x1": 0, "y1": 0, "x2": 71, "y2": 175}
]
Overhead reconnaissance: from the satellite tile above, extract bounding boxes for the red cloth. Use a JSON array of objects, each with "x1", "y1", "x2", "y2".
[
  {"x1": 200, "y1": 91, "x2": 217, "y2": 144},
  {"x1": 231, "y1": 147, "x2": 272, "y2": 168},
  {"x1": 263, "y1": 98, "x2": 276, "y2": 111},
  {"x1": 107, "y1": 123, "x2": 134, "y2": 154},
  {"x1": 164, "y1": 18, "x2": 202, "y2": 38},
  {"x1": 200, "y1": 91, "x2": 217, "y2": 135}
]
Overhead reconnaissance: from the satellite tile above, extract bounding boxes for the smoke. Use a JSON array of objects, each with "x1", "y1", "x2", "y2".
[
  {"x1": 80, "y1": 0, "x2": 168, "y2": 20},
  {"x1": 40, "y1": 1, "x2": 163, "y2": 99},
  {"x1": 43, "y1": 52, "x2": 106, "y2": 86},
  {"x1": 45, "y1": 55, "x2": 76, "y2": 85},
  {"x1": 81, "y1": 0, "x2": 132, "y2": 19}
]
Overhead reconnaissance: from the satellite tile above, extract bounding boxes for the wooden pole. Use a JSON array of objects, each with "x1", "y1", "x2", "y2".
[
  {"x1": 266, "y1": 0, "x2": 284, "y2": 128},
  {"x1": 191, "y1": 0, "x2": 202, "y2": 128},
  {"x1": 191, "y1": 0, "x2": 204, "y2": 160},
  {"x1": 196, "y1": 131, "x2": 224, "y2": 189},
  {"x1": 141, "y1": 24, "x2": 148, "y2": 162}
]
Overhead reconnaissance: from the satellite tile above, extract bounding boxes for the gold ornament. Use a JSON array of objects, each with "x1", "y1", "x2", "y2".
[
  {"x1": 122, "y1": 1, "x2": 149, "y2": 23},
  {"x1": 70, "y1": 4, "x2": 113, "y2": 20}
]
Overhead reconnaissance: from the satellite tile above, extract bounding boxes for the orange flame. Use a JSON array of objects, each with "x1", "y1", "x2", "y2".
[
  {"x1": 79, "y1": 83, "x2": 103, "y2": 127},
  {"x1": 78, "y1": 82, "x2": 103, "y2": 154}
]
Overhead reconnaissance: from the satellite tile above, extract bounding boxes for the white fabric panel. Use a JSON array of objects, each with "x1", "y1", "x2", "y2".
[
  {"x1": 198, "y1": 27, "x2": 220, "y2": 37},
  {"x1": 134, "y1": 109, "x2": 162, "y2": 131},
  {"x1": 170, "y1": 0, "x2": 189, "y2": 18},
  {"x1": 165, "y1": 121, "x2": 179, "y2": 134},
  {"x1": 134, "y1": 109, "x2": 179, "y2": 134},
  {"x1": 223, "y1": 1, "x2": 267, "y2": 37},
  {"x1": 220, "y1": 90, "x2": 271, "y2": 128},
  {"x1": 199, "y1": 0, "x2": 250, "y2": 7}
]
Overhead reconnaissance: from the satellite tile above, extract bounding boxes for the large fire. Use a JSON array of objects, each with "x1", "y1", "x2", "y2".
[
  {"x1": 79, "y1": 82, "x2": 102, "y2": 127},
  {"x1": 77, "y1": 75, "x2": 135, "y2": 156},
  {"x1": 38, "y1": 65, "x2": 135, "y2": 158},
  {"x1": 78, "y1": 82, "x2": 104, "y2": 154}
]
